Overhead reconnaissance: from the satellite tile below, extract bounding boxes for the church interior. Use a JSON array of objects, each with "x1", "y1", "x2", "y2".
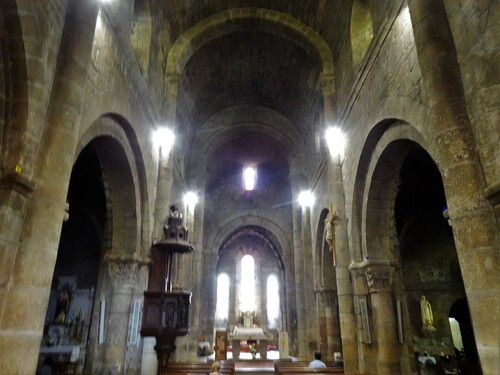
[{"x1": 0, "y1": 1, "x2": 498, "y2": 374}]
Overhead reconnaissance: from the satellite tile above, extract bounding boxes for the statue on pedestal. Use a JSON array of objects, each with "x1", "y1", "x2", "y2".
[{"x1": 420, "y1": 295, "x2": 436, "y2": 335}]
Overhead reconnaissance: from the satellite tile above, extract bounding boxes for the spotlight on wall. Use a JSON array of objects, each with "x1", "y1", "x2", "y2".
[
  {"x1": 298, "y1": 190, "x2": 314, "y2": 208},
  {"x1": 153, "y1": 127, "x2": 175, "y2": 157},
  {"x1": 325, "y1": 127, "x2": 346, "y2": 159},
  {"x1": 184, "y1": 191, "x2": 198, "y2": 212}
]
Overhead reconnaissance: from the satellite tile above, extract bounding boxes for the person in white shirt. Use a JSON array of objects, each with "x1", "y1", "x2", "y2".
[{"x1": 309, "y1": 351, "x2": 327, "y2": 368}]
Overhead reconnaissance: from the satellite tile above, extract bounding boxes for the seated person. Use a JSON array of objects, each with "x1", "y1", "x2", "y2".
[
  {"x1": 210, "y1": 361, "x2": 221, "y2": 375},
  {"x1": 333, "y1": 352, "x2": 344, "y2": 368},
  {"x1": 309, "y1": 351, "x2": 326, "y2": 368}
]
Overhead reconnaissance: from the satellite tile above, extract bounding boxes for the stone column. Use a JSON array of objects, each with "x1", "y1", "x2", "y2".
[
  {"x1": 322, "y1": 71, "x2": 359, "y2": 372},
  {"x1": 315, "y1": 290, "x2": 328, "y2": 358},
  {"x1": 408, "y1": 2, "x2": 499, "y2": 373},
  {"x1": 103, "y1": 257, "x2": 138, "y2": 374},
  {"x1": 323, "y1": 290, "x2": 341, "y2": 362},
  {"x1": 289, "y1": 171, "x2": 308, "y2": 359},
  {"x1": 365, "y1": 265, "x2": 399, "y2": 374},
  {"x1": 0, "y1": 1, "x2": 99, "y2": 374},
  {"x1": 301, "y1": 204, "x2": 317, "y2": 354},
  {"x1": 152, "y1": 73, "x2": 181, "y2": 240}
]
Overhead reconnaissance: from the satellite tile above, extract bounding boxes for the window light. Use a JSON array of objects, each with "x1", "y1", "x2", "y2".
[{"x1": 243, "y1": 166, "x2": 256, "y2": 191}]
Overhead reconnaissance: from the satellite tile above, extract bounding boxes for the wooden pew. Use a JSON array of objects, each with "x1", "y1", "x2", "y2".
[
  {"x1": 275, "y1": 368, "x2": 344, "y2": 375},
  {"x1": 274, "y1": 362, "x2": 344, "y2": 375},
  {"x1": 163, "y1": 361, "x2": 235, "y2": 375}
]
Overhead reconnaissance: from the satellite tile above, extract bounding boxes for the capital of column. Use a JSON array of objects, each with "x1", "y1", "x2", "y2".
[
  {"x1": 349, "y1": 259, "x2": 396, "y2": 293},
  {"x1": 319, "y1": 73, "x2": 335, "y2": 96},
  {"x1": 104, "y1": 253, "x2": 150, "y2": 290},
  {"x1": 166, "y1": 73, "x2": 181, "y2": 96}
]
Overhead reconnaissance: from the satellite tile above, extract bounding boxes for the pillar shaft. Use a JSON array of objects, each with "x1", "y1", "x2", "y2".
[
  {"x1": 408, "y1": 1, "x2": 499, "y2": 373},
  {"x1": 292, "y1": 200, "x2": 308, "y2": 359},
  {"x1": 103, "y1": 260, "x2": 138, "y2": 373},
  {"x1": 326, "y1": 152, "x2": 359, "y2": 373},
  {"x1": 364, "y1": 265, "x2": 400, "y2": 374},
  {"x1": 0, "y1": 1, "x2": 99, "y2": 373},
  {"x1": 302, "y1": 205, "x2": 318, "y2": 352}
]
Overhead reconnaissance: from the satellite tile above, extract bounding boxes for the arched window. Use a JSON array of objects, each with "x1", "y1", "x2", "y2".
[
  {"x1": 216, "y1": 273, "x2": 230, "y2": 322},
  {"x1": 267, "y1": 274, "x2": 279, "y2": 328},
  {"x1": 240, "y1": 255, "x2": 255, "y2": 312}
]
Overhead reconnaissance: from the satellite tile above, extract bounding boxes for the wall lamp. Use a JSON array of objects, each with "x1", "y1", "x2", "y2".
[
  {"x1": 325, "y1": 127, "x2": 346, "y2": 159},
  {"x1": 184, "y1": 191, "x2": 198, "y2": 212},
  {"x1": 298, "y1": 190, "x2": 314, "y2": 208},
  {"x1": 153, "y1": 127, "x2": 175, "y2": 158}
]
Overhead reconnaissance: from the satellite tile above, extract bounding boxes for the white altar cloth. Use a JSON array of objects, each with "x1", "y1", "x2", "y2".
[{"x1": 232, "y1": 327, "x2": 265, "y2": 337}]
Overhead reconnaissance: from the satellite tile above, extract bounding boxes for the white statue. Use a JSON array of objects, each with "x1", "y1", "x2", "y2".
[
  {"x1": 324, "y1": 203, "x2": 337, "y2": 266},
  {"x1": 420, "y1": 295, "x2": 436, "y2": 334}
]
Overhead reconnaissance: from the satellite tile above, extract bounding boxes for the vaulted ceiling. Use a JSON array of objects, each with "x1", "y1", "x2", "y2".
[{"x1": 151, "y1": 0, "x2": 344, "y2": 184}]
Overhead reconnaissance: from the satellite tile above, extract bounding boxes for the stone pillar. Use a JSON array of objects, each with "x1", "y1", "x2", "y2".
[
  {"x1": 103, "y1": 258, "x2": 138, "y2": 374},
  {"x1": 289, "y1": 174, "x2": 308, "y2": 359},
  {"x1": 315, "y1": 290, "x2": 328, "y2": 359},
  {"x1": 301, "y1": 204, "x2": 317, "y2": 353},
  {"x1": 0, "y1": 1, "x2": 99, "y2": 374},
  {"x1": 325, "y1": 306, "x2": 335, "y2": 360},
  {"x1": 322, "y1": 290, "x2": 341, "y2": 362},
  {"x1": 152, "y1": 73, "x2": 181, "y2": 240},
  {"x1": 408, "y1": 2, "x2": 499, "y2": 373},
  {"x1": 365, "y1": 265, "x2": 399, "y2": 374},
  {"x1": 322, "y1": 69, "x2": 359, "y2": 372}
]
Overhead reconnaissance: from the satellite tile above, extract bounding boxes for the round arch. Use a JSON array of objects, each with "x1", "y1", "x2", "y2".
[
  {"x1": 352, "y1": 121, "x2": 435, "y2": 260},
  {"x1": 206, "y1": 212, "x2": 293, "y2": 261},
  {"x1": 189, "y1": 105, "x2": 304, "y2": 186},
  {"x1": 166, "y1": 8, "x2": 334, "y2": 77},
  {"x1": 76, "y1": 115, "x2": 150, "y2": 257}
]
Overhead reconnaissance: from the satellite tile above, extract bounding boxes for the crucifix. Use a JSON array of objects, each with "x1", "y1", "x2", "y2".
[{"x1": 325, "y1": 203, "x2": 337, "y2": 266}]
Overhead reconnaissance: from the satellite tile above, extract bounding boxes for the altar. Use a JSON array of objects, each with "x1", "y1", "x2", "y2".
[{"x1": 228, "y1": 326, "x2": 273, "y2": 359}]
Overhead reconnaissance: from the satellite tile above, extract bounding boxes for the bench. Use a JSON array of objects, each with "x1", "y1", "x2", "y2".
[
  {"x1": 275, "y1": 368, "x2": 344, "y2": 375},
  {"x1": 163, "y1": 361, "x2": 235, "y2": 375},
  {"x1": 274, "y1": 362, "x2": 344, "y2": 375}
]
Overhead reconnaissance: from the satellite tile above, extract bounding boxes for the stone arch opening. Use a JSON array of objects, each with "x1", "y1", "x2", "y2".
[
  {"x1": 216, "y1": 225, "x2": 286, "y2": 343},
  {"x1": 40, "y1": 128, "x2": 144, "y2": 373},
  {"x1": 395, "y1": 149, "x2": 481, "y2": 372},
  {"x1": 350, "y1": 0, "x2": 373, "y2": 68},
  {"x1": 39, "y1": 145, "x2": 107, "y2": 373}
]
